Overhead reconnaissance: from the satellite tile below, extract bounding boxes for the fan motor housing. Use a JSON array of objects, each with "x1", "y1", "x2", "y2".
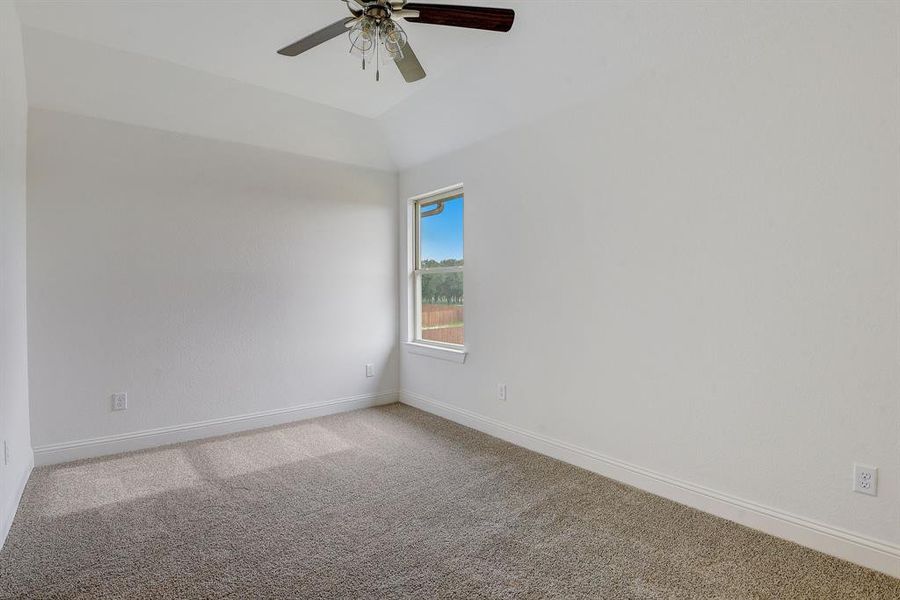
[{"x1": 364, "y1": 4, "x2": 392, "y2": 20}]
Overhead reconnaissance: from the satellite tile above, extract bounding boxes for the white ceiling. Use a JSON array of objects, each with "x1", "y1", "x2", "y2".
[
  {"x1": 22, "y1": 26, "x2": 397, "y2": 171},
  {"x1": 14, "y1": 0, "x2": 509, "y2": 119},
  {"x1": 14, "y1": 0, "x2": 819, "y2": 170}
]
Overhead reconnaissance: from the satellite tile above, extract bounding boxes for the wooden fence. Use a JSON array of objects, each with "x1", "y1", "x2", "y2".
[{"x1": 421, "y1": 304, "x2": 464, "y2": 345}]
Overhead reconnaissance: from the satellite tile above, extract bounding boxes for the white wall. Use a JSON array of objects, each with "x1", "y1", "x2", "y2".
[
  {"x1": 27, "y1": 109, "x2": 398, "y2": 453},
  {"x1": 399, "y1": 2, "x2": 900, "y2": 574},
  {"x1": 0, "y1": 2, "x2": 33, "y2": 547}
]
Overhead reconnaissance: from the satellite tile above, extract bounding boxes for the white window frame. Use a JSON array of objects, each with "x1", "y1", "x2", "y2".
[{"x1": 405, "y1": 184, "x2": 467, "y2": 363}]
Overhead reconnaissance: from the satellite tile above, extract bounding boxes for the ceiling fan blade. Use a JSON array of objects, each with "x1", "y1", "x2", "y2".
[
  {"x1": 402, "y1": 3, "x2": 514, "y2": 32},
  {"x1": 395, "y1": 43, "x2": 426, "y2": 83},
  {"x1": 277, "y1": 17, "x2": 355, "y2": 56}
]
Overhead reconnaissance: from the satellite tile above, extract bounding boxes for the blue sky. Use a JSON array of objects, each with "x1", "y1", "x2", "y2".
[{"x1": 421, "y1": 196, "x2": 463, "y2": 261}]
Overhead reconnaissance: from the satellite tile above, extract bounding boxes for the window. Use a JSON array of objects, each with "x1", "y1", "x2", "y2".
[{"x1": 412, "y1": 186, "x2": 464, "y2": 349}]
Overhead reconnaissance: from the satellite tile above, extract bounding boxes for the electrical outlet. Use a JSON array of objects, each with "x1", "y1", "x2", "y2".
[
  {"x1": 111, "y1": 392, "x2": 128, "y2": 411},
  {"x1": 853, "y1": 463, "x2": 877, "y2": 496},
  {"x1": 498, "y1": 384, "x2": 507, "y2": 401},
  {"x1": 365, "y1": 363, "x2": 374, "y2": 378}
]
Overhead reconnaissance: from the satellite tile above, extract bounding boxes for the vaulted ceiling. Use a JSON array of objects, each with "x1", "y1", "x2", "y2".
[
  {"x1": 15, "y1": 0, "x2": 506, "y2": 118},
  {"x1": 14, "y1": 0, "x2": 817, "y2": 170}
]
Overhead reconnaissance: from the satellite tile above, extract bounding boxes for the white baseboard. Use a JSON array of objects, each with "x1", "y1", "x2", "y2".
[
  {"x1": 1, "y1": 449, "x2": 34, "y2": 551},
  {"x1": 400, "y1": 390, "x2": 900, "y2": 579},
  {"x1": 34, "y1": 390, "x2": 399, "y2": 466}
]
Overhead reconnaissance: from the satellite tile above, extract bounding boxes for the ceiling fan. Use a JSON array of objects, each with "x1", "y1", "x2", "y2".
[{"x1": 277, "y1": 0, "x2": 515, "y2": 83}]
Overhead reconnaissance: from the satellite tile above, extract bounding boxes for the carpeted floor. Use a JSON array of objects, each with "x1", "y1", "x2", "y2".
[{"x1": 1, "y1": 403, "x2": 897, "y2": 599}]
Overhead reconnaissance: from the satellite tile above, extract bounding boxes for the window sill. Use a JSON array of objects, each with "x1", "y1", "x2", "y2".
[{"x1": 404, "y1": 342, "x2": 467, "y2": 364}]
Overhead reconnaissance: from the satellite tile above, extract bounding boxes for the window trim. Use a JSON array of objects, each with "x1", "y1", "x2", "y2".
[
  {"x1": 407, "y1": 184, "x2": 467, "y2": 360},
  {"x1": 403, "y1": 341, "x2": 467, "y2": 363}
]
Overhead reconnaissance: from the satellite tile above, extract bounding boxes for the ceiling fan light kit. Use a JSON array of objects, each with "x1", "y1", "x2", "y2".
[
  {"x1": 277, "y1": 0, "x2": 515, "y2": 83},
  {"x1": 348, "y1": 15, "x2": 409, "y2": 81}
]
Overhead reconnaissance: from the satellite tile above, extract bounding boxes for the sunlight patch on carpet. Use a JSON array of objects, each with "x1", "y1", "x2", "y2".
[{"x1": 38, "y1": 448, "x2": 201, "y2": 517}]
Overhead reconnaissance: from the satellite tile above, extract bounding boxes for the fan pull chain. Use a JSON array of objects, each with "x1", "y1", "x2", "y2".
[{"x1": 375, "y1": 25, "x2": 380, "y2": 82}]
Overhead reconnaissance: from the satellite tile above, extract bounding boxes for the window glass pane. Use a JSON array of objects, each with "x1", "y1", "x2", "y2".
[
  {"x1": 420, "y1": 272, "x2": 463, "y2": 345},
  {"x1": 419, "y1": 195, "x2": 463, "y2": 268}
]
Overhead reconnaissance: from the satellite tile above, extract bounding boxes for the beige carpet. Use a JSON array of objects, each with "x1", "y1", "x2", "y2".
[{"x1": 1, "y1": 403, "x2": 897, "y2": 599}]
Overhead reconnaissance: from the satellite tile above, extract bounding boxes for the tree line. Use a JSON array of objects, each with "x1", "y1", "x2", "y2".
[{"x1": 421, "y1": 259, "x2": 463, "y2": 305}]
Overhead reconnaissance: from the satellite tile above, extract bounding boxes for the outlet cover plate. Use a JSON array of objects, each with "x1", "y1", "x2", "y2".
[
  {"x1": 111, "y1": 392, "x2": 128, "y2": 411},
  {"x1": 853, "y1": 463, "x2": 877, "y2": 496}
]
